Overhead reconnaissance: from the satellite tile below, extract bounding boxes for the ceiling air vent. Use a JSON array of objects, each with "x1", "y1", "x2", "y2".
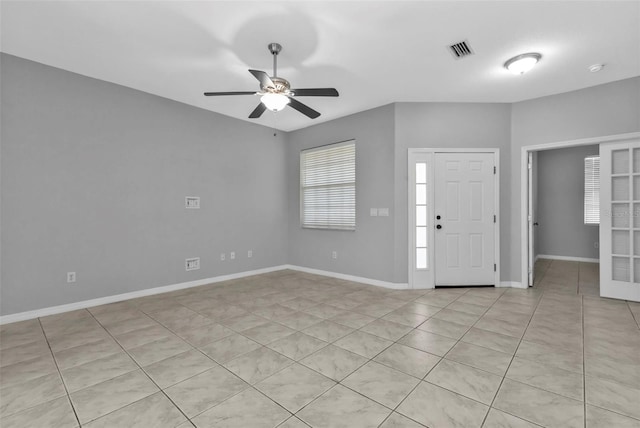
[{"x1": 448, "y1": 40, "x2": 474, "y2": 59}]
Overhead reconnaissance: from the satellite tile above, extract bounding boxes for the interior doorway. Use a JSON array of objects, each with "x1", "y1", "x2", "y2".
[
  {"x1": 521, "y1": 132, "x2": 640, "y2": 301},
  {"x1": 526, "y1": 145, "x2": 600, "y2": 287},
  {"x1": 408, "y1": 149, "x2": 500, "y2": 289}
]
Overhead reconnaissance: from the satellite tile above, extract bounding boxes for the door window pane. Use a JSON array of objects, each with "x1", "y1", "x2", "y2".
[
  {"x1": 612, "y1": 256, "x2": 630, "y2": 282},
  {"x1": 612, "y1": 230, "x2": 630, "y2": 255},
  {"x1": 416, "y1": 184, "x2": 427, "y2": 205},
  {"x1": 612, "y1": 149, "x2": 629, "y2": 174},
  {"x1": 612, "y1": 203, "x2": 630, "y2": 228},
  {"x1": 416, "y1": 248, "x2": 427, "y2": 269},
  {"x1": 612, "y1": 177, "x2": 630, "y2": 201},
  {"x1": 416, "y1": 206, "x2": 427, "y2": 226},
  {"x1": 416, "y1": 163, "x2": 427, "y2": 184},
  {"x1": 416, "y1": 227, "x2": 427, "y2": 248}
]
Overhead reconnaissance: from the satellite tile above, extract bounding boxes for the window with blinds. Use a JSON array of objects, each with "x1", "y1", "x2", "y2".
[
  {"x1": 584, "y1": 155, "x2": 600, "y2": 224},
  {"x1": 300, "y1": 140, "x2": 356, "y2": 230}
]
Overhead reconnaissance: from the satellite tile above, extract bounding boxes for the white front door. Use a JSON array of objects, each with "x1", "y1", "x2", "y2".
[
  {"x1": 434, "y1": 153, "x2": 496, "y2": 286},
  {"x1": 600, "y1": 140, "x2": 640, "y2": 302}
]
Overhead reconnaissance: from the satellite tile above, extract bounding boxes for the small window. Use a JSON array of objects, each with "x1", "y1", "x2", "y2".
[
  {"x1": 300, "y1": 140, "x2": 355, "y2": 230},
  {"x1": 584, "y1": 155, "x2": 600, "y2": 224}
]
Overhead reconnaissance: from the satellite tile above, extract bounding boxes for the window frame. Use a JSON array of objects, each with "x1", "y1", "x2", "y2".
[{"x1": 300, "y1": 140, "x2": 356, "y2": 231}]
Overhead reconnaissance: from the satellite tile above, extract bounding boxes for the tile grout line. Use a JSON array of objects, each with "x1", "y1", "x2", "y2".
[
  {"x1": 291, "y1": 289, "x2": 445, "y2": 428},
  {"x1": 371, "y1": 288, "x2": 503, "y2": 427},
  {"x1": 477, "y1": 287, "x2": 544, "y2": 427},
  {"x1": 625, "y1": 300, "x2": 640, "y2": 329},
  {"x1": 85, "y1": 309, "x2": 196, "y2": 427},
  {"x1": 95, "y1": 301, "x2": 301, "y2": 425},
  {"x1": 36, "y1": 317, "x2": 83, "y2": 428},
  {"x1": 10, "y1": 268, "x2": 609, "y2": 428}
]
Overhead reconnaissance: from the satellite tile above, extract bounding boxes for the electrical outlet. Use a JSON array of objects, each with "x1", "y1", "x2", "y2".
[
  {"x1": 332, "y1": 251, "x2": 338, "y2": 260},
  {"x1": 230, "y1": 251, "x2": 235, "y2": 260},
  {"x1": 220, "y1": 253, "x2": 226, "y2": 261},
  {"x1": 248, "y1": 250, "x2": 253, "y2": 258},
  {"x1": 594, "y1": 242, "x2": 599, "y2": 249},
  {"x1": 67, "y1": 272, "x2": 76, "y2": 283},
  {"x1": 185, "y1": 258, "x2": 200, "y2": 271},
  {"x1": 185, "y1": 196, "x2": 200, "y2": 209}
]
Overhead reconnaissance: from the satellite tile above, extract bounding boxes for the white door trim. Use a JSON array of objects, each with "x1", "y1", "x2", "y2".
[
  {"x1": 519, "y1": 131, "x2": 640, "y2": 288},
  {"x1": 408, "y1": 148, "x2": 500, "y2": 289}
]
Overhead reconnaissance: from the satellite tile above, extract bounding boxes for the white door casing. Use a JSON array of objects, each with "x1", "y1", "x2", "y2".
[
  {"x1": 527, "y1": 152, "x2": 535, "y2": 286},
  {"x1": 408, "y1": 149, "x2": 499, "y2": 289},
  {"x1": 600, "y1": 140, "x2": 640, "y2": 302},
  {"x1": 520, "y1": 132, "x2": 640, "y2": 290},
  {"x1": 434, "y1": 153, "x2": 496, "y2": 286}
]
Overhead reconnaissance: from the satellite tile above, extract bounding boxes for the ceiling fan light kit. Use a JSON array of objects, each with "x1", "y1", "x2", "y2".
[
  {"x1": 204, "y1": 42, "x2": 339, "y2": 119},
  {"x1": 504, "y1": 52, "x2": 542, "y2": 75},
  {"x1": 261, "y1": 93, "x2": 290, "y2": 111}
]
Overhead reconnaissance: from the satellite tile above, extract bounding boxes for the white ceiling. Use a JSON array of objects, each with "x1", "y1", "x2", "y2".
[{"x1": 2, "y1": 1, "x2": 639, "y2": 131}]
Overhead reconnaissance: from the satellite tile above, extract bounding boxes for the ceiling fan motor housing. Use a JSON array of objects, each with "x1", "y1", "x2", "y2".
[{"x1": 263, "y1": 77, "x2": 291, "y2": 94}]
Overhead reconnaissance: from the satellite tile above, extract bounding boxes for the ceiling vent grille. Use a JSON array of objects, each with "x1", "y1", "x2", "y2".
[{"x1": 448, "y1": 40, "x2": 474, "y2": 59}]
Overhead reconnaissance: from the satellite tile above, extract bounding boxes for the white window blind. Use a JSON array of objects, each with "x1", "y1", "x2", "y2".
[
  {"x1": 301, "y1": 140, "x2": 356, "y2": 230},
  {"x1": 584, "y1": 155, "x2": 600, "y2": 224}
]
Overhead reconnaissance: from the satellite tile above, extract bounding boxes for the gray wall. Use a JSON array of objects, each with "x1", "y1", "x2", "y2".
[
  {"x1": 510, "y1": 77, "x2": 640, "y2": 282},
  {"x1": 1, "y1": 54, "x2": 289, "y2": 315},
  {"x1": 393, "y1": 103, "x2": 512, "y2": 283},
  {"x1": 3, "y1": 53, "x2": 639, "y2": 316},
  {"x1": 536, "y1": 145, "x2": 599, "y2": 259},
  {"x1": 286, "y1": 105, "x2": 397, "y2": 282}
]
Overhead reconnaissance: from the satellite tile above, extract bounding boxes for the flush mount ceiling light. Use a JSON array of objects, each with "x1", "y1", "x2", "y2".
[
  {"x1": 588, "y1": 63, "x2": 605, "y2": 73},
  {"x1": 504, "y1": 52, "x2": 542, "y2": 75}
]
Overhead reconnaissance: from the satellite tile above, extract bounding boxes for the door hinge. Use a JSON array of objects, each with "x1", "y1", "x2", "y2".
[
  {"x1": 527, "y1": 162, "x2": 532, "y2": 170},
  {"x1": 494, "y1": 263, "x2": 497, "y2": 272},
  {"x1": 493, "y1": 166, "x2": 497, "y2": 174},
  {"x1": 494, "y1": 215, "x2": 496, "y2": 223}
]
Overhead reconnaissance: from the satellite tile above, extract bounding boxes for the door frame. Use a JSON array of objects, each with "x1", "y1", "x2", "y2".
[
  {"x1": 408, "y1": 148, "x2": 500, "y2": 289},
  {"x1": 519, "y1": 131, "x2": 640, "y2": 288}
]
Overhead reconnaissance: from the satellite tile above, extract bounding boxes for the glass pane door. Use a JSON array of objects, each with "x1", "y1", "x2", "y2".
[{"x1": 601, "y1": 141, "x2": 640, "y2": 302}]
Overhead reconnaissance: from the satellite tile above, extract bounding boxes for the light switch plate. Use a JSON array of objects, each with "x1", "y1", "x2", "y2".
[
  {"x1": 378, "y1": 208, "x2": 390, "y2": 217},
  {"x1": 185, "y1": 196, "x2": 200, "y2": 209},
  {"x1": 370, "y1": 208, "x2": 378, "y2": 216}
]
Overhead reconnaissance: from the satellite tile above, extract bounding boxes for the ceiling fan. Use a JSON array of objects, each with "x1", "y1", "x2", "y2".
[{"x1": 204, "y1": 43, "x2": 339, "y2": 119}]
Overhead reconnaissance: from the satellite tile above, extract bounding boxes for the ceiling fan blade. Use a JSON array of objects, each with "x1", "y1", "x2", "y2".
[
  {"x1": 204, "y1": 91, "x2": 256, "y2": 96},
  {"x1": 248, "y1": 102, "x2": 267, "y2": 119},
  {"x1": 291, "y1": 88, "x2": 339, "y2": 97},
  {"x1": 248, "y1": 69, "x2": 275, "y2": 89},
  {"x1": 287, "y1": 97, "x2": 320, "y2": 119}
]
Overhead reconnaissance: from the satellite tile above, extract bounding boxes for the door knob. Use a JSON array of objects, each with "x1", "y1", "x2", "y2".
[
  {"x1": 436, "y1": 225, "x2": 442, "y2": 229},
  {"x1": 436, "y1": 215, "x2": 441, "y2": 220}
]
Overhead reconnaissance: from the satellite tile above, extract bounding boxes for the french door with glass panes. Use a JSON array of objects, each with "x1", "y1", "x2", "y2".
[{"x1": 600, "y1": 141, "x2": 640, "y2": 301}]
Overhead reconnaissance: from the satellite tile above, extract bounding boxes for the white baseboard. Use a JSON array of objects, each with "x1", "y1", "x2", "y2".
[
  {"x1": 498, "y1": 281, "x2": 525, "y2": 288},
  {"x1": 0, "y1": 265, "x2": 528, "y2": 325},
  {"x1": 284, "y1": 264, "x2": 409, "y2": 290},
  {"x1": 537, "y1": 254, "x2": 599, "y2": 263},
  {"x1": 0, "y1": 265, "x2": 289, "y2": 325}
]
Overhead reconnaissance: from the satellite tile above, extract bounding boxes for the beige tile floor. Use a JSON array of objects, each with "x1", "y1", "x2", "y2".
[{"x1": 1, "y1": 264, "x2": 639, "y2": 427}]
